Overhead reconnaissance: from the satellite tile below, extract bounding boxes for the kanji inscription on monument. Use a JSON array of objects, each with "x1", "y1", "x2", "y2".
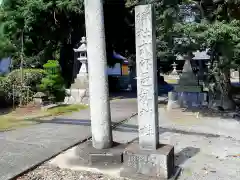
[{"x1": 135, "y1": 4, "x2": 159, "y2": 150}]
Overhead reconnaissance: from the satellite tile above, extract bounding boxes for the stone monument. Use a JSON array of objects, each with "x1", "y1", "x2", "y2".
[
  {"x1": 173, "y1": 57, "x2": 207, "y2": 108},
  {"x1": 121, "y1": 4, "x2": 179, "y2": 180},
  {"x1": 64, "y1": 37, "x2": 89, "y2": 104},
  {"x1": 175, "y1": 58, "x2": 202, "y2": 93}
]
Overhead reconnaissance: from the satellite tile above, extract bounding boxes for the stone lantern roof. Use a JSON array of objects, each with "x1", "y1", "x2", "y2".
[
  {"x1": 33, "y1": 92, "x2": 46, "y2": 98},
  {"x1": 74, "y1": 37, "x2": 87, "y2": 53}
]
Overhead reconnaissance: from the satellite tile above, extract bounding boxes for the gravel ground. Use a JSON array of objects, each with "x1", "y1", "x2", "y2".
[{"x1": 17, "y1": 164, "x2": 127, "y2": 180}]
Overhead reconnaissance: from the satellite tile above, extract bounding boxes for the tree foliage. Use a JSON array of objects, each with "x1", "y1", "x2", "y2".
[
  {"x1": 39, "y1": 60, "x2": 65, "y2": 102},
  {"x1": 1, "y1": 0, "x2": 240, "y2": 109},
  {"x1": 126, "y1": 0, "x2": 240, "y2": 109},
  {"x1": 0, "y1": 68, "x2": 45, "y2": 105},
  {"x1": 0, "y1": 0, "x2": 85, "y2": 67},
  {"x1": 0, "y1": 0, "x2": 135, "y2": 86}
]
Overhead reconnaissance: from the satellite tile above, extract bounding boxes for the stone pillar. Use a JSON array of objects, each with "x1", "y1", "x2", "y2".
[
  {"x1": 120, "y1": 5, "x2": 178, "y2": 180},
  {"x1": 135, "y1": 4, "x2": 159, "y2": 150},
  {"x1": 84, "y1": 0, "x2": 112, "y2": 149}
]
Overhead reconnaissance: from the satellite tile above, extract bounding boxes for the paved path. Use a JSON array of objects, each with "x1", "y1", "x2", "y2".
[
  {"x1": 0, "y1": 99, "x2": 137, "y2": 180},
  {"x1": 48, "y1": 107, "x2": 240, "y2": 180},
  {"x1": 113, "y1": 109, "x2": 240, "y2": 180},
  {"x1": 2, "y1": 97, "x2": 240, "y2": 180}
]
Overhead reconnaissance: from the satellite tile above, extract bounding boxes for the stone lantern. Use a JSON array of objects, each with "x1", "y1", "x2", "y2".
[
  {"x1": 74, "y1": 37, "x2": 88, "y2": 77},
  {"x1": 33, "y1": 92, "x2": 47, "y2": 105},
  {"x1": 64, "y1": 37, "x2": 89, "y2": 104},
  {"x1": 167, "y1": 62, "x2": 179, "y2": 83},
  {"x1": 171, "y1": 62, "x2": 178, "y2": 75},
  {"x1": 71, "y1": 37, "x2": 89, "y2": 89}
]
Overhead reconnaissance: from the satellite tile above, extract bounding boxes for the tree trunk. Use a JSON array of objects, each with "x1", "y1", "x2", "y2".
[{"x1": 217, "y1": 70, "x2": 236, "y2": 110}]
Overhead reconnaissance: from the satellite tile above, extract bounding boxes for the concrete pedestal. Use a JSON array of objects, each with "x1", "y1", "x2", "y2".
[
  {"x1": 65, "y1": 71, "x2": 89, "y2": 105},
  {"x1": 120, "y1": 143, "x2": 180, "y2": 180},
  {"x1": 77, "y1": 141, "x2": 125, "y2": 166},
  {"x1": 64, "y1": 89, "x2": 89, "y2": 105},
  {"x1": 177, "y1": 92, "x2": 207, "y2": 108}
]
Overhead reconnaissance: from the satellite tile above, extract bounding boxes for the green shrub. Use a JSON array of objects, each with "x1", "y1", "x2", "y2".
[
  {"x1": 39, "y1": 60, "x2": 65, "y2": 102},
  {"x1": 0, "y1": 69, "x2": 46, "y2": 105},
  {"x1": 7, "y1": 68, "x2": 45, "y2": 90},
  {"x1": 0, "y1": 76, "x2": 6, "y2": 107}
]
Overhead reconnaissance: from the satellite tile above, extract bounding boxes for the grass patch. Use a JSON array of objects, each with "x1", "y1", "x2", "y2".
[
  {"x1": 46, "y1": 104, "x2": 87, "y2": 116},
  {"x1": 0, "y1": 104, "x2": 88, "y2": 131},
  {"x1": 0, "y1": 117, "x2": 37, "y2": 132}
]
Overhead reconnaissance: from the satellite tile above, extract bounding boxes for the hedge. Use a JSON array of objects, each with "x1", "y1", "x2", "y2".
[{"x1": 0, "y1": 69, "x2": 46, "y2": 105}]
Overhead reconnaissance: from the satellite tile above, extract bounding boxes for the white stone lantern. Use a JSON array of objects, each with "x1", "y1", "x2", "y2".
[
  {"x1": 74, "y1": 37, "x2": 88, "y2": 78},
  {"x1": 171, "y1": 62, "x2": 178, "y2": 74},
  {"x1": 168, "y1": 62, "x2": 179, "y2": 80}
]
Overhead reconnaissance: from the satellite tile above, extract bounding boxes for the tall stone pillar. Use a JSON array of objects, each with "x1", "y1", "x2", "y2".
[
  {"x1": 135, "y1": 4, "x2": 159, "y2": 150},
  {"x1": 121, "y1": 4, "x2": 179, "y2": 179},
  {"x1": 84, "y1": 0, "x2": 112, "y2": 149}
]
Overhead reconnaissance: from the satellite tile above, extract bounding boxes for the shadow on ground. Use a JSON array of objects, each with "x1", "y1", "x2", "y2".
[
  {"x1": 33, "y1": 118, "x2": 220, "y2": 138},
  {"x1": 181, "y1": 106, "x2": 240, "y2": 121},
  {"x1": 109, "y1": 91, "x2": 137, "y2": 100},
  {"x1": 0, "y1": 108, "x2": 13, "y2": 115},
  {"x1": 175, "y1": 147, "x2": 200, "y2": 166}
]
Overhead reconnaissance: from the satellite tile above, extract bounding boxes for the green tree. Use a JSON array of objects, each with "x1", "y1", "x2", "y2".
[
  {"x1": 0, "y1": 0, "x2": 135, "y2": 86},
  {"x1": 39, "y1": 60, "x2": 65, "y2": 102},
  {"x1": 0, "y1": 0, "x2": 85, "y2": 67},
  {"x1": 126, "y1": 0, "x2": 179, "y2": 72},
  {"x1": 175, "y1": 1, "x2": 240, "y2": 109},
  {"x1": 126, "y1": 0, "x2": 240, "y2": 109},
  {"x1": 2, "y1": 0, "x2": 240, "y2": 109}
]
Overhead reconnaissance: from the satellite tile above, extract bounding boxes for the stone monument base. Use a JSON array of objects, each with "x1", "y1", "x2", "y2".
[
  {"x1": 64, "y1": 89, "x2": 89, "y2": 105},
  {"x1": 76, "y1": 141, "x2": 125, "y2": 166},
  {"x1": 120, "y1": 143, "x2": 181, "y2": 180},
  {"x1": 64, "y1": 73, "x2": 89, "y2": 105},
  {"x1": 177, "y1": 92, "x2": 208, "y2": 108}
]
